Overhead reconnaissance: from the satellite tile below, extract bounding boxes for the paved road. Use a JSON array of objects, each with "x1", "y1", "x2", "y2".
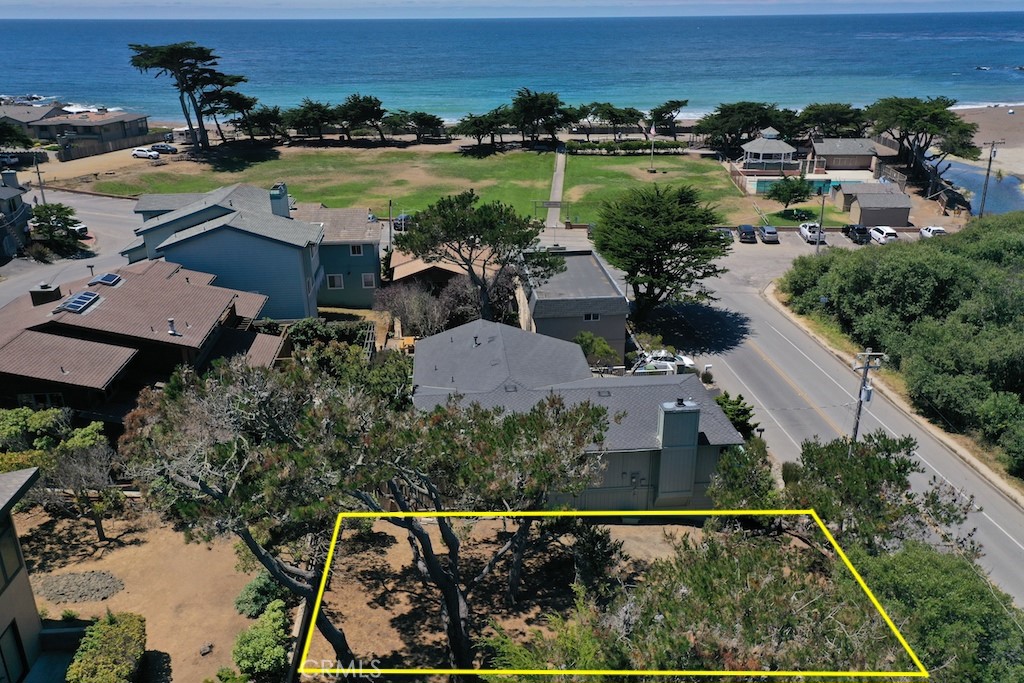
[
  {"x1": 698, "y1": 235, "x2": 1024, "y2": 606},
  {"x1": 0, "y1": 190, "x2": 137, "y2": 307}
]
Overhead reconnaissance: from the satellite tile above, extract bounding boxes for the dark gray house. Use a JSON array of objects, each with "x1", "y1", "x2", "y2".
[
  {"x1": 521, "y1": 250, "x2": 629, "y2": 361},
  {"x1": 413, "y1": 320, "x2": 743, "y2": 510},
  {"x1": 810, "y1": 138, "x2": 878, "y2": 171},
  {"x1": 0, "y1": 170, "x2": 30, "y2": 261}
]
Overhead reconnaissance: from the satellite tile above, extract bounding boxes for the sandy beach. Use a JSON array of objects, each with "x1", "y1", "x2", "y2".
[{"x1": 954, "y1": 106, "x2": 1024, "y2": 175}]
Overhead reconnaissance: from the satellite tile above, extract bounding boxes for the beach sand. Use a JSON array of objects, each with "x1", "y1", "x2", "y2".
[{"x1": 954, "y1": 106, "x2": 1024, "y2": 175}]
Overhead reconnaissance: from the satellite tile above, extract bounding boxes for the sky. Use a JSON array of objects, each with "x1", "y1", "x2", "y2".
[{"x1": 6, "y1": 0, "x2": 1022, "y2": 19}]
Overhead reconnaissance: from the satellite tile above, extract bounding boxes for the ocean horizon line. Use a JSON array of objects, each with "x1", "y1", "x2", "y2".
[{"x1": 6, "y1": 11, "x2": 1024, "y2": 22}]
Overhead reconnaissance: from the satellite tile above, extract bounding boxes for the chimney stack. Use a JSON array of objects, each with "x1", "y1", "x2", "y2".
[
  {"x1": 168, "y1": 318, "x2": 180, "y2": 336},
  {"x1": 30, "y1": 282, "x2": 63, "y2": 307}
]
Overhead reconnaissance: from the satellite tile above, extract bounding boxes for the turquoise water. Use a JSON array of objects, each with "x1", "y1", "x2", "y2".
[{"x1": 4, "y1": 14, "x2": 1024, "y2": 122}]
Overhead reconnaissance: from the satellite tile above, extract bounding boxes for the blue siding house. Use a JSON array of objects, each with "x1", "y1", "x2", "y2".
[
  {"x1": 293, "y1": 205, "x2": 381, "y2": 309},
  {"x1": 122, "y1": 183, "x2": 324, "y2": 320}
]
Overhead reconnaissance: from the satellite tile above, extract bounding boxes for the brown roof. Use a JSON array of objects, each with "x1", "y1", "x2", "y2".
[
  {"x1": 234, "y1": 291, "x2": 269, "y2": 320},
  {"x1": 0, "y1": 330, "x2": 136, "y2": 390},
  {"x1": 28, "y1": 260, "x2": 258, "y2": 350},
  {"x1": 209, "y1": 327, "x2": 284, "y2": 368},
  {"x1": 389, "y1": 249, "x2": 499, "y2": 283},
  {"x1": 292, "y1": 204, "x2": 381, "y2": 244}
]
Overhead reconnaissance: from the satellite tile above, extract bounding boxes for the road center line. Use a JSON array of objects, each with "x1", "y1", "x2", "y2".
[
  {"x1": 716, "y1": 356, "x2": 802, "y2": 451},
  {"x1": 766, "y1": 315, "x2": 1024, "y2": 552}
]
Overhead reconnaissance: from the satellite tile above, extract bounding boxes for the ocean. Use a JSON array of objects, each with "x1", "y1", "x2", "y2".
[{"x1": 4, "y1": 13, "x2": 1024, "y2": 122}]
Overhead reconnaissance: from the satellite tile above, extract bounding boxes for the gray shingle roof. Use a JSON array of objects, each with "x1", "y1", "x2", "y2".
[
  {"x1": 134, "y1": 193, "x2": 208, "y2": 214},
  {"x1": 292, "y1": 204, "x2": 381, "y2": 244},
  {"x1": 412, "y1": 323, "x2": 743, "y2": 451},
  {"x1": 812, "y1": 138, "x2": 878, "y2": 156},
  {"x1": 855, "y1": 193, "x2": 912, "y2": 209},
  {"x1": 0, "y1": 468, "x2": 40, "y2": 519},
  {"x1": 413, "y1": 320, "x2": 592, "y2": 394},
  {"x1": 414, "y1": 374, "x2": 742, "y2": 451},
  {"x1": 844, "y1": 183, "x2": 902, "y2": 195},
  {"x1": 741, "y1": 137, "x2": 796, "y2": 155},
  {"x1": 0, "y1": 104, "x2": 62, "y2": 124},
  {"x1": 156, "y1": 209, "x2": 323, "y2": 250},
  {"x1": 531, "y1": 251, "x2": 629, "y2": 319}
]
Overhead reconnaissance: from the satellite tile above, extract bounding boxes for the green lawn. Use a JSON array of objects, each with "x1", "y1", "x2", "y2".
[
  {"x1": 91, "y1": 147, "x2": 554, "y2": 217},
  {"x1": 561, "y1": 155, "x2": 743, "y2": 224}
]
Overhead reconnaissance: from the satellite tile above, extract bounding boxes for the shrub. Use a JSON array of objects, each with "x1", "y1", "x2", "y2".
[
  {"x1": 25, "y1": 242, "x2": 53, "y2": 263},
  {"x1": 61, "y1": 609, "x2": 79, "y2": 621},
  {"x1": 235, "y1": 571, "x2": 292, "y2": 618},
  {"x1": 573, "y1": 331, "x2": 620, "y2": 366},
  {"x1": 286, "y1": 318, "x2": 368, "y2": 349},
  {"x1": 233, "y1": 599, "x2": 291, "y2": 683},
  {"x1": 781, "y1": 461, "x2": 802, "y2": 486},
  {"x1": 66, "y1": 611, "x2": 146, "y2": 683},
  {"x1": 204, "y1": 668, "x2": 250, "y2": 683}
]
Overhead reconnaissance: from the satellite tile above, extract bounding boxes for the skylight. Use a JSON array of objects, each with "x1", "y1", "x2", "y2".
[
  {"x1": 58, "y1": 291, "x2": 99, "y2": 314},
  {"x1": 88, "y1": 273, "x2": 122, "y2": 287}
]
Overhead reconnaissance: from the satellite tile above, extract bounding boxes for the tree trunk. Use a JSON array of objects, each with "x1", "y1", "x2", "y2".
[
  {"x1": 506, "y1": 517, "x2": 533, "y2": 605},
  {"x1": 212, "y1": 114, "x2": 226, "y2": 143},
  {"x1": 185, "y1": 90, "x2": 210, "y2": 149},
  {"x1": 177, "y1": 90, "x2": 197, "y2": 148},
  {"x1": 375, "y1": 125, "x2": 387, "y2": 143}
]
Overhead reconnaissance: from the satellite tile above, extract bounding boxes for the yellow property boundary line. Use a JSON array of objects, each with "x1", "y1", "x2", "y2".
[{"x1": 298, "y1": 509, "x2": 929, "y2": 678}]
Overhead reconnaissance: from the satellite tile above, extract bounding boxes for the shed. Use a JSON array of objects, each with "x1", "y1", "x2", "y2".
[{"x1": 851, "y1": 192, "x2": 912, "y2": 227}]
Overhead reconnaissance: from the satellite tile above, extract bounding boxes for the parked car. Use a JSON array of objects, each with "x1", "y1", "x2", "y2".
[
  {"x1": 150, "y1": 143, "x2": 178, "y2": 154},
  {"x1": 841, "y1": 224, "x2": 871, "y2": 244},
  {"x1": 131, "y1": 148, "x2": 160, "y2": 159},
  {"x1": 737, "y1": 224, "x2": 757, "y2": 243},
  {"x1": 0, "y1": 154, "x2": 20, "y2": 166},
  {"x1": 869, "y1": 226, "x2": 899, "y2": 244},
  {"x1": 919, "y1": 226, "x2": 948, "y2": 239},
  {"x1": 393, "y1": 213, "x2": 413, "y2": 232},
  {"x1": 799, "y1": 222, "x2": 825, "y2": 244},
  {"x1": 756, "y1": 225, "x2": 779, "y2": 243},
  {"x1": 714, "y1": 227, "x2": 734, "y2": 242}
]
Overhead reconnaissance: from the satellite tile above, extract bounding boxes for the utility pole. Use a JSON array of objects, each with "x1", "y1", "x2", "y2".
[
  {"x1": 978, "y1": 140, "x2": 1003, "y2": 219},
  {"x1": 815, "y1": 187, "x2": 826, "y2": 256},
  {"x1": 33, "y1": 155, "x2": 47, "y2": 205},
  {"x1": 850, "y1": 348, "x2": 886, "y2": 454}
]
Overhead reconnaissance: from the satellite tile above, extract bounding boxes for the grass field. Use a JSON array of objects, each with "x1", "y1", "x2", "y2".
[
  {"x1": 90, "y1": 146, "x2": 555, "y2": 217},
  {"x1": 561, "y1": 155, "x2": 745, "y2": 224}
]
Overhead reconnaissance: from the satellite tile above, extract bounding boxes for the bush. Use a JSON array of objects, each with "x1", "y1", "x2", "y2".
[
  {"x1": 781, "y1": 461, "x2": 802, "y2": 486},
  {"x1": 235, "y1": 571, "x2": 292, "y2": 618},
  {"x1": 204, "y1": 668, "x2": 250, "y2": 683},
  {"x1": 66, "y1": 611, "x2": 146, "y2": 683},
  {"x1": 233, "y1": 599, "x2": 291, "y2": 683},
  {"x1": 286, "y1": 318, "x2": 368, "y2": 349},
  {"x1": 573, "y1": 331, "x2": 619, "y2": 366},
  {"x1": 25, "y1": 242, "x2": 53, "y2": 263}
]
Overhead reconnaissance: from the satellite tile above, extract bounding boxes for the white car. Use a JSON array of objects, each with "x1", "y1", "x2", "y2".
[
  {"x1": 132, "y1": 148, "x2": 160, "y2": 159},
  {"x1": 919, "y1": 226, "x2": 948, "y2": 238},
  {"x1": 869, "y1": 226, "x2": 899, "y2": 244},
  {"x1": 798, "y1": 222, "x2": 825, "y2": 244}
]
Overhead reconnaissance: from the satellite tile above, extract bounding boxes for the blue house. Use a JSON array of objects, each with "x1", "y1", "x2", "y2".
[
  {"x1": 292, "y1": 204, "x2": 381, "y2": 309},
  {"x1": 122, "y1": 183, "x2": 324, "y2": 320}
]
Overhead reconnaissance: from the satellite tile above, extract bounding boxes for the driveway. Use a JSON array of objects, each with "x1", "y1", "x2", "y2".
[{"x1": 0, "y1": 190, "x2": 138, "y2": 308}]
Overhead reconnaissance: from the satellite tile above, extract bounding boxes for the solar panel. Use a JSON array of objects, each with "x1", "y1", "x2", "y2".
[
  {"x1": 59, "y1": 291, "x2": 99, "y2": 313},
  {"x1": 88, "y1": 273, "x2": 122, "y2": 287}
]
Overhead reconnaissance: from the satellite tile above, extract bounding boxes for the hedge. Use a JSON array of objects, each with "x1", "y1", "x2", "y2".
[
  {"x1": 66, "y1": 611, "x2": 146, "y2": 683},
  {"x1": 565, "y1": 139, "x2": 689, "y2": 155}
]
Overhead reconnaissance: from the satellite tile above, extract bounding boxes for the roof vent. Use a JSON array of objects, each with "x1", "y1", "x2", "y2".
[
  {"x1": 598, "y1": 390, "x2": 611, "y2": 397},
  {"x1": 504, "y1": 384, "x2": 518, "y2": 392},
  {"x1": 168, "y1": 318, "x2": 181, "y2": 336}
]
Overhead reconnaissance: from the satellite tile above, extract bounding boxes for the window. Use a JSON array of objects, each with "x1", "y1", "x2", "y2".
[
  {"x1": 327, "y1": 274, "x2": 344, "y2": 289},
  {"x1": 350, "y1": 244, "x2": 363, "y2": 257},
  {"x1": 361, "y1": 272, "x2": 375, "y2": 289},
  {"x1": 584, "y1": 313, "x2": 600, "y2": 321}
]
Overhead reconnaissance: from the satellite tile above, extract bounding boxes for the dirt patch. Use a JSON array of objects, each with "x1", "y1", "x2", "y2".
[
  {"x1": 302, "y1": 519, "x2": 702, "y2": 677},
  {"x1": 16, "y1": 509, "x2": 254, "y2": 683}
]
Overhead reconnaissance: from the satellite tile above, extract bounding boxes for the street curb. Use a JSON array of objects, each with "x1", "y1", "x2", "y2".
[
  {"x1": 25, "y1": 181, "x2": 135, "y2": 201},
  {"x1": 761, "y1": 279, "x2": 1024, "y2": 513}
]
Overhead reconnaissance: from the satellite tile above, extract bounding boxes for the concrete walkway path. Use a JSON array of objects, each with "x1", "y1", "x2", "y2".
[{"x1": 537, "y1": 147, "x2": 591, "y2": 249}]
